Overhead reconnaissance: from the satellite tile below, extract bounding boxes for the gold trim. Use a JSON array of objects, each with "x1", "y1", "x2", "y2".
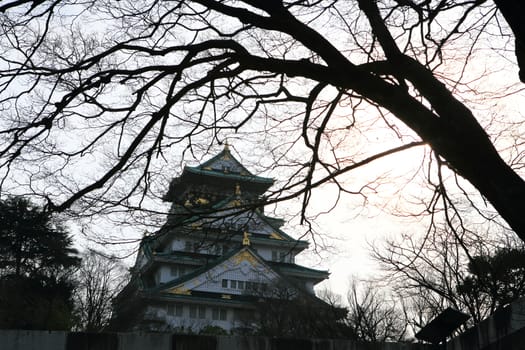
[
  {"x1": 228, "y1": 199, "x2": 241, "y2": 207},
  {"x1": 195, "y1": 197, "x2": 209, "y2": 205},
  {"x1": 270, "y1": 232, "x2": 284, "y2": 240},
  {"x1": 167, "y1": 287, "x2": 191, "y2": 295},
  {"x1": 242, "y1": 232, "x2": 251, "y2": 246},
  {"x1": 233, "y1": 250, "x2": 258, "y2": 266}
]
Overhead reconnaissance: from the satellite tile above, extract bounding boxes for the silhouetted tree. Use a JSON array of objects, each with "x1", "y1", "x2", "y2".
[
  {"x1": 0, "y1": 196, "x2": 80, "y2": 330},
  {"x1": 374, "y1": 227, "x2": 488, "y2": 326},
  {"x1": 346, "y1": 279, "x2": 408, "y2": 342},
  {"x1": 458, "y1": 247, "x2": 525, "y2": 311},
  {"x1": 0, "y1": 1, "x2": 524, "y2": 244},
  {"x1": 375, "y1": 225, "x2": 525, "y2": 333},
  {"x1": 74, "y1": 250, "x2": 129, "y2": 332},
  {"x1": 248, "y1": 282, "x2": 352, "y2": 338}
]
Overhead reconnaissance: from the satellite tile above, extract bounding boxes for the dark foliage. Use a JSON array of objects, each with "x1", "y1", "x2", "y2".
[
  {"x1": 458, "y1": 247, "x2": 525, "y2": 310},
  {"x1": 0, "y1": 275, "x2": 75, "y2": 330},
  {"x1": 0, "y1": 196, "x2": 80, "y2": 330}
]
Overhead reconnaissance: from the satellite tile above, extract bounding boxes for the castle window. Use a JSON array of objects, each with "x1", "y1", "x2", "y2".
[
  {"x1": 279, "y1": 252, "x2": 286, "y2": 262},
  {"x1": 167, "y1": 305, "x2": 175, "y2": 316},
  {"x1": 212, "y1": 307, "x2": 227, "y2": 321},
  {"x1": 220, "y1": 308, "x2": 227, "y2": 320},
  {"x1": 222, "y1": 279, "x2": 228, "y2": 288},
  {"x1": 230, "y1": 280, "x2": 237, "y2": 289},
  {"x1": 238, "y1": 281, "x2": 245, "y2": 290},
  {"x1": 170, "y1": 266, "x2": 178, "y2": 277},
  {"x1": 170, "y1": 266, "x2": 186, "y2": 277},
  {"x1": 198, "y1": 306, "x2": 206, "y2": 319},
  {"x1": 167, "y1": 303, "x2": 183, "y2": 317},
  {"x1": 189, "y1": 305, "x2": 197, "y2": 318}
]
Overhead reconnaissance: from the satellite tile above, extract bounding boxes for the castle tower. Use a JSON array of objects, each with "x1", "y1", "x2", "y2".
[{"x1": 113, "y1": 146, "x2": 330, "y2": 332}]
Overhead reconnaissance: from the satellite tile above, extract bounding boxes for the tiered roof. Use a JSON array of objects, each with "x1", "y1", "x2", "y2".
[
  {"x1": 116, "y1": 145, "x2": 331, "y2": 331},
  {"x1": 163, "y1": 145, "x2": 274, "y2": 201},
  {"x1": 140, "y1": 246, "x2": 328, "y2": 305}
]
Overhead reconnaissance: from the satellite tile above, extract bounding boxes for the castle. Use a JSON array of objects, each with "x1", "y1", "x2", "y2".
[{"x1": 113, "y1": 145, "x2": 330, "y2": 332}]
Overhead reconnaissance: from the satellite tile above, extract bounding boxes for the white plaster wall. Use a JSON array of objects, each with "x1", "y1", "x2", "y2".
[
  {"x1": 254, "y1": 247, "x2": 271, "y2": 260},
  {"x1": 251, "y1": 246, "x2": 294, "y2": 263},
  {"x1": 157, "y1": 266, "x2": 173, "y2": 284},
  {"x1": 164, "y1": 305, "x2": 233, "y2": 331},
  {"x1": 170, "y1": 239, "x2": 186, "y2": 252},
  {"x1": 208, "y1": 211, "x2": 275, "y2": 235},
  {"x1": 191, "y1": 262, "x2": 277, "y2": 295}
]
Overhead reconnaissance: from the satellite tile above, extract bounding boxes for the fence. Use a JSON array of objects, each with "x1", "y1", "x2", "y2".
[{"x1": 1, "y1": 331, "x2": 431, "y2": 350}]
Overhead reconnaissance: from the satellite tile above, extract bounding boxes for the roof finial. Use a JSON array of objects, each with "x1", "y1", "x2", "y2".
[
  {"x1": 222, "y1": 140, "x2": 231, "y2": 160},
  {"x1": 235, "y1": 183, "x2": 241, "y2": 196},
  {"x1": 242, "y1": 232, "x2": 251, "y2": 246}
]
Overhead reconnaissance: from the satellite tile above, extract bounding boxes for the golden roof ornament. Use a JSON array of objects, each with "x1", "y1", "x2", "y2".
[
  {"x1": 242, "y1": 232, "x2": 251, "y2": 246},
  {"x1": 195, "y1": 197, "x2": 209, "y2": 205},
  {"x1": 235, "y1": 183, "x2": 241, "y2": 196}
]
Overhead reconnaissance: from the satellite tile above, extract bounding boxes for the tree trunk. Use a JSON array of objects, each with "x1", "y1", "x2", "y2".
[{"x1": 492, "y1": 0, "x2": 525, "y2": 82}]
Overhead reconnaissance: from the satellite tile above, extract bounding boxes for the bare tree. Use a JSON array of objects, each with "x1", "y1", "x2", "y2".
[
  {"x1": 74, "y1": 250, "x2": 129, "y2": 332},
  {"x1": 249, "y1": 281, "x2": 352, "y2": 338},
  {"x1": 372, "y1": 224, "x2": 525, "y2": 333},
  {"x1": 346, "y1": 279, "x2": 408, "y2": 342},
  {"x1": 0, "y1": 1, "x2": 524, "y2": 243},
  {"x1": 374, "y1": 228, "x2": 485, "y2": 325}
]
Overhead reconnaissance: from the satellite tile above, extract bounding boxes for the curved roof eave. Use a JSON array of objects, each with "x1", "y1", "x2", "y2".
[{"x1": 184, "y1": 166, "x2": 274, "y2": 185}]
